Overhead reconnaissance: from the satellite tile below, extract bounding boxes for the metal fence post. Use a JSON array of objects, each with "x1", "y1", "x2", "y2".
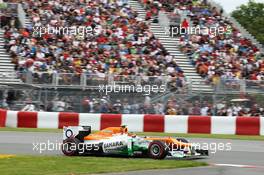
[
  {"x1": 26, "y1": 71, "x2": 32, "y2": 84},
  {"x1": 52, "y1": 73, "x2": 59, "y2": 86},
  {"x1": 80, "y1": 73, "x2": 86, "y2": 87},
  {"x1": 240, "y1": 79, "x2": 246, "y2": 94}
]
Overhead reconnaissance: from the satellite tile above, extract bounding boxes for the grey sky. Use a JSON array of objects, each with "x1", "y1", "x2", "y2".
[{"x1": 213, "y1": 0, "x2": 264, "y2": 13}]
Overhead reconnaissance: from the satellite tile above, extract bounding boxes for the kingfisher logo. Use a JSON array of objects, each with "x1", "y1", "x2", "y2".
[{"x1": 103, "y1": 141, "x2": 124, "y2": 149}]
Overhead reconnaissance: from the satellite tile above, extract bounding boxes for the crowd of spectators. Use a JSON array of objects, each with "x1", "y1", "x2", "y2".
[
  {"x1": 174, "y1": 0, "x2": 264, "y2": 85},
  {"x1": 47, "y1": 96, "x2": 264, "y2": 117},
  {"x1": 2, "y1": 0, "x2": 263, "y2": 88},
  {"x1": 1, "y1": 0, "x2": 264, "y2": 117},
  {"x1": 2, "y1": 95, "x2": 263, "y2": 117},
  {"x1": 164, "y1": 97, "x2": 264, "y2": 117},
  {"x1": 138, "y1": 0, "x2": 264, "y2": 86},
  {"x1": 2, "y1": 0, "x2": 185, "y2": 89},
  {"x1": 0, "y1": 3, "x2": 19, "y2": 28}
]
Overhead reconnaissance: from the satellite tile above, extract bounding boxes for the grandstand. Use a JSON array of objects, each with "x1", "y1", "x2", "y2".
[{"x1": 0, "y1": 0, "x2": 264, "y2": 116}]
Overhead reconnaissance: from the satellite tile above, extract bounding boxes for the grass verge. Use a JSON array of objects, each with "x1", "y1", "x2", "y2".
[
  {"x1": 0, "y1": 155, "x2": 207, "y2": 175},
  {"x1": 0, "y1": 127, "x2": 62, "y2": 133},
  {"x1": 1, "y1": 127, "x2": 264, "y2": 141},
  {"x1": 137, "y1": 132, "x2": 264, "y2": 141}
]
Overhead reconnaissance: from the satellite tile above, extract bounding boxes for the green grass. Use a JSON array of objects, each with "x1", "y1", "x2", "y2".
[
  {"x1": 0, "y1": 127, "x2": 62, "y2": 133},
  {"x1": 137, "y1": 132, "x2": 264, "y2": 141},
  {"x1": 1, "y1": 127, "x2": 264, "y2": 141},
  {"x1": 0, "y1": 155, "x2": 207, "y2": 175}
]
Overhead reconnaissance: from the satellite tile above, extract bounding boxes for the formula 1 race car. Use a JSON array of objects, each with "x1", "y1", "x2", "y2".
[{"x1": 62, "y1": 126, "x2": 208, "y2": 159}]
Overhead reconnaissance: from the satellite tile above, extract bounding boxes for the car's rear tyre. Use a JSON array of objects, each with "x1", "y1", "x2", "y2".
[
  {"x1": 148, "y1": 141, "x2": 168, "y2": 159},
  {"x1": 62, "y1": 137, "x2": 80, "y2": 156}
]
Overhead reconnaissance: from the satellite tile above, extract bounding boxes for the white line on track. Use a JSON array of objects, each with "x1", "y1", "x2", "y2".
[{"x1": 211, "y1": 163, "x2": 263, "y2": 168}]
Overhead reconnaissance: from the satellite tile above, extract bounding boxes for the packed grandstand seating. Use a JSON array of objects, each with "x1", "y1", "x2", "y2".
[
  {"x1": 139, "y1": 0, "x2": 264, "y2": 85},
  {"x1": 2, "y1": 0, "x2": 264, "y2": 85},
  {"x1": 2, "y1": 0, "x2": 185, "y2": 88}
]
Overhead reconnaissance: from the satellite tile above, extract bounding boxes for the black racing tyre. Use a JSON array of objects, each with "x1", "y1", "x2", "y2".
[
  {"x1": 176, "y1": 138, "x2": 189, "y2": 143},
  {"x1": 62, "y1": 137, "x2": 80, "y2": 156},
  {"x1": 148, "y1": 141, "x2": 169, "y2": 159}
]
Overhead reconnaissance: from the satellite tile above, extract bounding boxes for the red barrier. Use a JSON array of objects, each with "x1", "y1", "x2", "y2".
[
  {"x1": 188, "y1": 116, "x2": 211, "y2": 134},
  {"x1": 100, "y1": 114, "x2": 122, "y2": 130},
  {"x1": 0, "y1": 109, "x2": 7, "y2": 127},
  {"x1": 236, "y1": 117, "x2": 260, "y2": 135},
  {"x1": 17, "y1": 111, "x2": 38, "y2": 128},
  {"x1": 58, "y1": 112, "x2": 79, "y2": 129},
  {"x1": 2, "y1": 109, "x2": 263, "y2": 135},
  {"x1": 144, "y1": 114, "x2": 164, "y2": 132}
]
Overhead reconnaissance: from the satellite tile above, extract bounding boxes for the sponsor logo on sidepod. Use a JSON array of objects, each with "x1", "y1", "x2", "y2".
[{"x1": 103, "y1": 141, "x2": 124, "y2": 149}]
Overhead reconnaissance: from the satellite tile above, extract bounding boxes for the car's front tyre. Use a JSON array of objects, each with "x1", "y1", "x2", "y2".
[{"x1": 148, "y1": 141, "x2": 169, "y2": 159}]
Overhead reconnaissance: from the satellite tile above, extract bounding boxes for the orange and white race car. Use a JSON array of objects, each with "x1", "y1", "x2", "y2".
[{"x1": 62, "y1": 125, "x2": 208, "y2": 159}]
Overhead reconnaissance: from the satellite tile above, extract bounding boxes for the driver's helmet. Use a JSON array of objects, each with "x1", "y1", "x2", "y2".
[{"x1": 120, "y1": 125, "x2": 128, "y2": 134}]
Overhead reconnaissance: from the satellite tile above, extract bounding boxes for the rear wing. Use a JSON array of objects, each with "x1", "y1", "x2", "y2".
[{"x1": 63, "y1": 126, "x2": 91, "y2": 141}]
